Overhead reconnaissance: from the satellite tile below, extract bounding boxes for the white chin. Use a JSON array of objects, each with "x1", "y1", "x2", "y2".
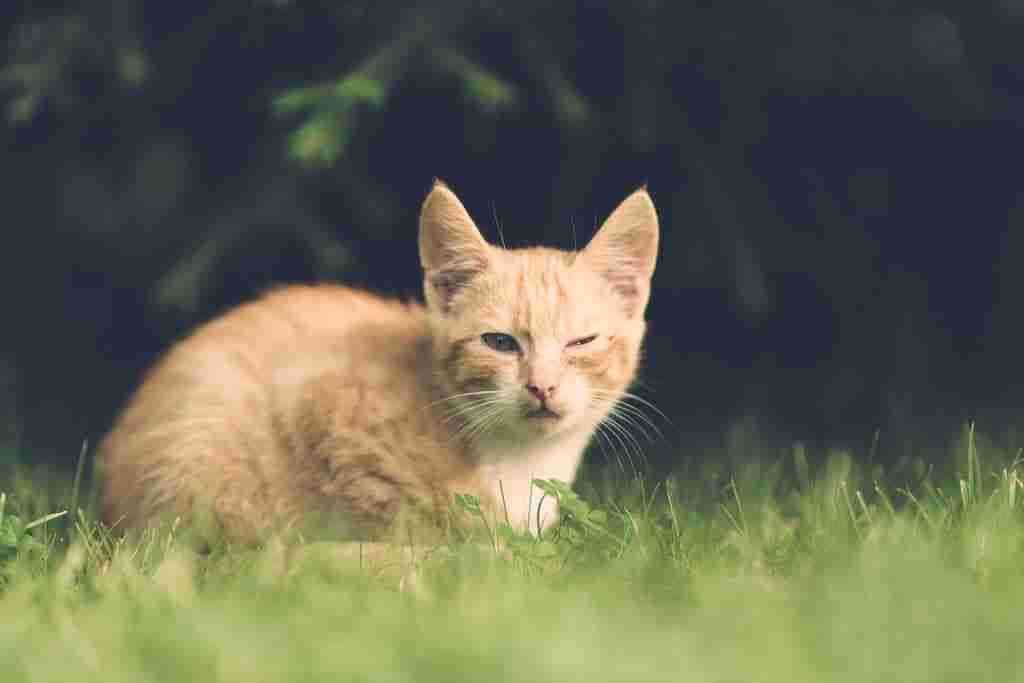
[{"x1": 522, "y1": 412, "x2": 576, "y2": 436}]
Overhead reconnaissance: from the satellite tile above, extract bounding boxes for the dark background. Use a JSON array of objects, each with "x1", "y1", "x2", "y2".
[{"x1": 2, "y1": 1, "x2": 1024, "y2": 473}]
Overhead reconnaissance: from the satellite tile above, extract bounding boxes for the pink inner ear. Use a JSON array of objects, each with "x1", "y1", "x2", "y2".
[
  {"x1": 598, "y1": 267, "x2": 647, "y2": 317},
  {"x1": 430, "y1": 271, "x2": 465, "y2": 311},
  {"x1": 613, "y1": 278, "x2": 641, "y2": 304},
  {"x1": 429, "y1": 264, "x2": 485, "y2": 313}
]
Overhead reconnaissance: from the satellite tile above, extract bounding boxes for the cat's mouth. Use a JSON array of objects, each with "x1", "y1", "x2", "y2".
[{"x1": 524, "y1": 406, "x2": 562, "y2": 420}]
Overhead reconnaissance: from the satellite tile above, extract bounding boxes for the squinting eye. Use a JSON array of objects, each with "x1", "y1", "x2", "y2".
[
  {"x1": 481, "y1": 332, "x2": 521, "y2": 353},
  {"x1": 567, "y1": 334, "x2": 598, "y2": 348}
]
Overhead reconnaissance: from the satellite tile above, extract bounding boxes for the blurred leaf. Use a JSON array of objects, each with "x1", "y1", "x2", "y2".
[
  {"x1": 117, "y1": 46, "x2": 149, "y2": 88},
  {"x1": 517, "y1": 30, "x2": 591, "y2": 127},
  {"x1": 275, "y1": 24, "x2": 424, "y2": 166},
  {"x1": 154, "y1": 224, "x2": 240, "y2": 314},
  {"x1": 1, "y1": 14, "x2": 134, "y2": 125},
  {"x1": 273, "y1": 75, "x2": 388, "y2": 116},
  {"x1": 0, "y1": 64, "x2": 48, "y2": 90},
  {"x1": 334, "y1": 76, "x2": 389, "y2": 107},
  {"x1": 454, "y1": 492, "x2": 483, "y2": 515},
  {"x1": 0, "y1": 519, "x2": 19, "y2": 549},
  {"x1": 1, "y1": 63, "x2": 47, "y2": 123},
  {"x1": 545, "y1": 70, "x2": 590, "y2": 127},
  {"x1": 272, "y1": 84, "x2": 332, "y2": 114},
  {"x1": 432, "y1": 47, "x2": 517, "y2": 113},
  {"x1": 8, "y1": 94, "x2": 40, "y2": 124},
  {"x1": 290, "y1": 114, "x2": 350, "y2": 166}
]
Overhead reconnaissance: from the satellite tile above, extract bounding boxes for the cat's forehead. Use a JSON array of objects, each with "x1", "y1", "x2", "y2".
[{"x1": 472, "y1": 246, "x2": 612, "y2": 336}]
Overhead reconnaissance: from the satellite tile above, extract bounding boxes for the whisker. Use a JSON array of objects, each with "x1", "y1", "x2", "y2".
[
  {"x1": 591, "y1": 421, "x2": 622, "y2": 470},
  {"x1": 594, "y1": 412, "x2": 641, "y2": 475},
  {"x1": 589, "y1": 422, "x2": 623, "y2": 472},
  {"x1": 457, "y1": 404, "x2": 506, "y2": 444},
  {"x1": 593, "y1": 422, "x2": 627, "y2": 473},
  {"x1": 491, "y1": 202, "x2": 507, "y2": 250},
  {"x1": 590, "y1": 389, "x2": 675, "y2": 437},
  {"x1": 598, "y1": 419, "x2": 638, "y2": 479},
  {"x1": 424, "y1": 390, "x2": 502, "y2": 412},
  {"x1": 608, "y1": 401, "x2": 664, "y2": 442},
  {"x1": 602, "y1": 411, "x2": 647, "y2": 469},
  {"x1": 614, "y1": 391, "x2": 675, "y2": 426},
  {"x1": 590, "y1": 395, "x2": 650, "y2": 431},
  {"x1": 440, "y1": 397, "x2": 507, "y2": 424},
  {"x1": 606, "y1": 409, "x2": 656, "y2": 446},
  {"x1": 450, "y1": 399, "x2": 505, "y2": 435}
]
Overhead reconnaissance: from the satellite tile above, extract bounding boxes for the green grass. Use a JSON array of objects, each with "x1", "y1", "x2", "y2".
[{"x1": 4, "y1": 425, "x2": 1024, "y2": 682}]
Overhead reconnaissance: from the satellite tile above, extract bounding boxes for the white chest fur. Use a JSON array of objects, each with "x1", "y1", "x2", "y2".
[{"x1": 474, "y1": 430, "x2": 591, "y2": 536}]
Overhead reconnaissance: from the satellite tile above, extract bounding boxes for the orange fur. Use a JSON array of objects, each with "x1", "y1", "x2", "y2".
[{"x1": 98, "y1": 182, "x2": 659, "y2": 542}]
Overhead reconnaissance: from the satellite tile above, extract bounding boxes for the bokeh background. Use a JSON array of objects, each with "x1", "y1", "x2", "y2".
[{"x1": 3, "y1": 1, "x2": 1024, "y2": 474}]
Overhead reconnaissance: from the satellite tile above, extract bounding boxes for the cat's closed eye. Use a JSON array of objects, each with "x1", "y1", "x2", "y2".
[
  {"x1": 566, "y1": 334, "x2": 598, "y2": 348},
  {"x1": 481, "y1": 332, "x2": 521, "y2": 353}
]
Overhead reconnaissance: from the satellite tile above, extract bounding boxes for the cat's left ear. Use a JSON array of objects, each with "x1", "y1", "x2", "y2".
[
  {"x1": 419, "y1": 180, "x2": 492, "y2": 313},
  {"x1": 580, "y1": 188, "x2": 659, "y2": 318}
]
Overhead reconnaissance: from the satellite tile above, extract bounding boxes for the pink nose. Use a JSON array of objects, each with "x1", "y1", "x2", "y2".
[{"x1": 526, "y1": 383, "x2": 557, "y2": 402}]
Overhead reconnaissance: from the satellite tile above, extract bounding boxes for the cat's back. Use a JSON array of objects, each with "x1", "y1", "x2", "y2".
[
  {"x1": 98, "y1": 284, "x2": 431, "y2": 535},
  {"x1": 205, "y1": 283, "x2": 424, "y2": 357},
  {"x1": 113, "y1": 283, "x2": 428, "y2": 413}
]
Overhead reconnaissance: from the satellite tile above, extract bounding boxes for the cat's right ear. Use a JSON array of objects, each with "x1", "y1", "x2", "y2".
[{"x1": 419, "y1": 180, "x2": 492, "y2": 313}]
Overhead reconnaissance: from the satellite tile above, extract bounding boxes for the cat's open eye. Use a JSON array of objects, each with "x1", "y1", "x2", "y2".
[
  {"x1": 481, "y1": 332, "x2": 521, "y2": 353},
  {"x1": 567, "y1": 334, "x2": 599, "y2": 348}
]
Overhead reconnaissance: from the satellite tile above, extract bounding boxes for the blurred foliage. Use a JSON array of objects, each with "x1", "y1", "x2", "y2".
[
  {"x1": 271, "y1": 12, "x2": 538, "y2": 166},
  {"x1": 2, "y1": 0, "x2": 1024, "y2": 464},
  {"x1": 2, "y1": 13, "x2": 147, "y2": 123}
]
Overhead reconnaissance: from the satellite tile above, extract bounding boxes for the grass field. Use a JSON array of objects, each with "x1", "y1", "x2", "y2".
[{"x1": 3, "y1": 424, "x2": 1024, "y2": 682}]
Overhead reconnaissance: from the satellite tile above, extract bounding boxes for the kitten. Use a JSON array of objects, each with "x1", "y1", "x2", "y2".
[{"x1": 98, "y1": 181, "x2": 659, "y2": 543}]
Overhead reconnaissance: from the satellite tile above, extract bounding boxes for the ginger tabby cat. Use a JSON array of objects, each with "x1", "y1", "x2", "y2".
[{"x1": 98, "y1": 181, "x2": 659, "y2": 544}]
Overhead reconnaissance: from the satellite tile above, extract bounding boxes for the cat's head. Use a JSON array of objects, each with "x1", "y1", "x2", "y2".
[{"x1": 419, "y1": 181, "x2": 658, "y2": 442}]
